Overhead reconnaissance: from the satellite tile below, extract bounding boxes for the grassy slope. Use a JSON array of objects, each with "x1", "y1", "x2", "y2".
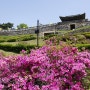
[{"x1": 0, "y1": 25, "x2": 90, "y2": 56}]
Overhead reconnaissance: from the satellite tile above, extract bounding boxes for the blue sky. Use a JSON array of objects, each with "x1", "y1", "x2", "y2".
[{"x1": 0, "y1": 0, "x2": 90, "y2": 28}]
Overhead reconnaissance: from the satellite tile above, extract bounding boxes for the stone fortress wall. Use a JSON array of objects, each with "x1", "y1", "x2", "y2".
[
  {"x1": 0, "y1": 23, "x2": 57, "y2": 36},
  {"x1": 0, "y1": 13, "x2": 90, "y2": 36},
  {"x1": 0, "y1": 20, "x2": 90, "y2": 36},
  {"x1": 56, "y1": 19, "x2": 90, "y2": 30}
]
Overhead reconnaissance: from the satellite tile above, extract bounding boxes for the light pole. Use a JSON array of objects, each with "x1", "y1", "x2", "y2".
[{"x1": 35, "y1": 20, "x2": 39, "y2": 48}]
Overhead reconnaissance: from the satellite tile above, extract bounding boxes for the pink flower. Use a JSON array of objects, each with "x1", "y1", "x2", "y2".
[{"x1": 0, "y1": 84, "x2": 4, "y2": 89}]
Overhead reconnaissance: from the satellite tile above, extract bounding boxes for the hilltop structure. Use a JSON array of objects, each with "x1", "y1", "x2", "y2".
[
  {"x1": 56, "y1": 13, "x2": 90, "y2": 30},
  {"x1": 0, "y1": 13, "x2": 90, "y2": 36}
]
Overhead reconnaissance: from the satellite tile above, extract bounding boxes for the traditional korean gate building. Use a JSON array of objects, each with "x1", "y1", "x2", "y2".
[{"x1": 56, "y1": 13, "x2": 90, "y2": 30}]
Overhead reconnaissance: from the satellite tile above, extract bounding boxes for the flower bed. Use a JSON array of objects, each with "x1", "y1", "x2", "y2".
[{"x1": 0, "y1": 45, "x2": 90, "y2": 90}]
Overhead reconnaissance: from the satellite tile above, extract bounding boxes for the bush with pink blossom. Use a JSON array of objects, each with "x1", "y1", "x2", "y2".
[{"x1": 0, "y1": 44, "x2": 90, "y2": 90}]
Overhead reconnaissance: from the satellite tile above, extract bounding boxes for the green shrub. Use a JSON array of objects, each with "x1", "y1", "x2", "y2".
[
  {"x1": 76, "y1": 44, "x2": 90, "y2": 50},
  {"x1": 0, "y1": 39, "x2": 6, "y2": 43},
  {"x1": 75, "y1": 35, "x2": 86, "y2": 40},
  {"x1": 21, "y1": 36, "x2": 36, "y2": 41},
  {"x1": 0, "y1": 36, "x2": 7, "y2": 42},
  {"x1": 0, "y1": 34, "x2": 36, "y2": 42},
  {"x1": 44, "y1": 34, "x2": 56, "y2": 40},
  {"x1": 84, "y1": 34, "x2": 90, "y2": 39},
  {"x1": 0, "y1": 44, "x2": 37, "y2": 53},
  {"x1": 0, "y1": 44, "x2": 13, "y2": 52},
  {"x1": 7, "y1": 38, "x2": 17, "y2": 42},
  {"x1": 60, "y1": 34, "x2": 87, "y2": 44}
]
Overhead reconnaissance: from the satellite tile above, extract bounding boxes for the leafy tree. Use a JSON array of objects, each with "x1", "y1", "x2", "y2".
[
  {"x1": 1, "y1": 23, "x2": 7, "y2": 29},
  {"x1": 0, "y1": 22, "x2": 13, "y2": 30},
  {"x1": 6, "y1": 22, "x2": 13, "y2": 29},
  {"x1": 17, "y1": 23, "x2": 28, "y2": 29}
]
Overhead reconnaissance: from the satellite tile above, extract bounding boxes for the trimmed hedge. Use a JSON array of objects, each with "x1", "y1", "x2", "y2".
[
  {"x1": 0, "y1": 34, "x2": 36, "y2": 42},
  {"x1": 7, "y1": 38, "x2": 17, "y2": 42},
  {"x1": 0, "y1": 44, "x2": 37, "y2": 53},
  {"x1": 76, "y1": 44, "x2": 90, "y2": 50},
  {"x1": 21, "y1": 36, "x2": 36, "y2": 41},
  {"x1": 84, "y1": 34, "x2": 90, "y2": 39},
  {"x1": 44, "y1": 34, "x2": 56, "y2": 40}
]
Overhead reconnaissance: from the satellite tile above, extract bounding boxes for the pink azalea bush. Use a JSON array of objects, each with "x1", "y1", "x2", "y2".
[{"x1": 0, "y1": 45, "x2": 90, "y2": 90}]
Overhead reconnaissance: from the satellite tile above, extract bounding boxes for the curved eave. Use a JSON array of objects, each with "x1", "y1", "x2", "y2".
[{"x1": 60, "y1": 13, "x2": 85, "y2": 22}]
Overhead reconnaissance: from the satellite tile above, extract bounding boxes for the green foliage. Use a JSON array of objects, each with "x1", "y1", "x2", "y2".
[
  {"x1": 56, "y1": 34, "x2": 87, "y2": 44},
  {"x1": 76, "y1": 44, "x2": 90, "y2": 50},
  {"x1": 6, "y1": 22, "x2": 13, "y2": 28},
  {"x1": 0, "y1": 34, "x2": 36, "y2": 42},
  {"x1": 72, "y1": 35, "x2": 87, "y2": 44},
  {"x1": 19, "y1": 35, "x2": 36, "y2": 41},
  {"x1": 0, "y1": 36, "x2": 8, "y2": 42},
  {"x1": 17, "y1": 23, "x2": 28, "y2": 29},
  {"x1": 0, "y1": 43, "x2": 36, "y2": 53},
  {"x1": 83, "y1": 33, "x2": 90, "y2": 39},
  {"x1": 0, "y1": 34, "x2": 37, "y2": 53},
  {"x1": 57, "y1": 25, "x2": 90, "y2": 36},
  {"x1": 81, "y1": 69, "x2": 90, "y2": 89},
  {"x1": 44, "y1": 34, "x2": 56, "y2": 40},
  {"x1": 76, "y1": 25, "x2": 90, "y2": 30},
  {"x1": 7, "y1": 38, "x2": 17, "y2": 42},
  {"x1": 0, "y1": 39, "x2": 6, "y2": 43},
  {"x1": 0, "y1": 22, "x2": 13, "y2": 30}
]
